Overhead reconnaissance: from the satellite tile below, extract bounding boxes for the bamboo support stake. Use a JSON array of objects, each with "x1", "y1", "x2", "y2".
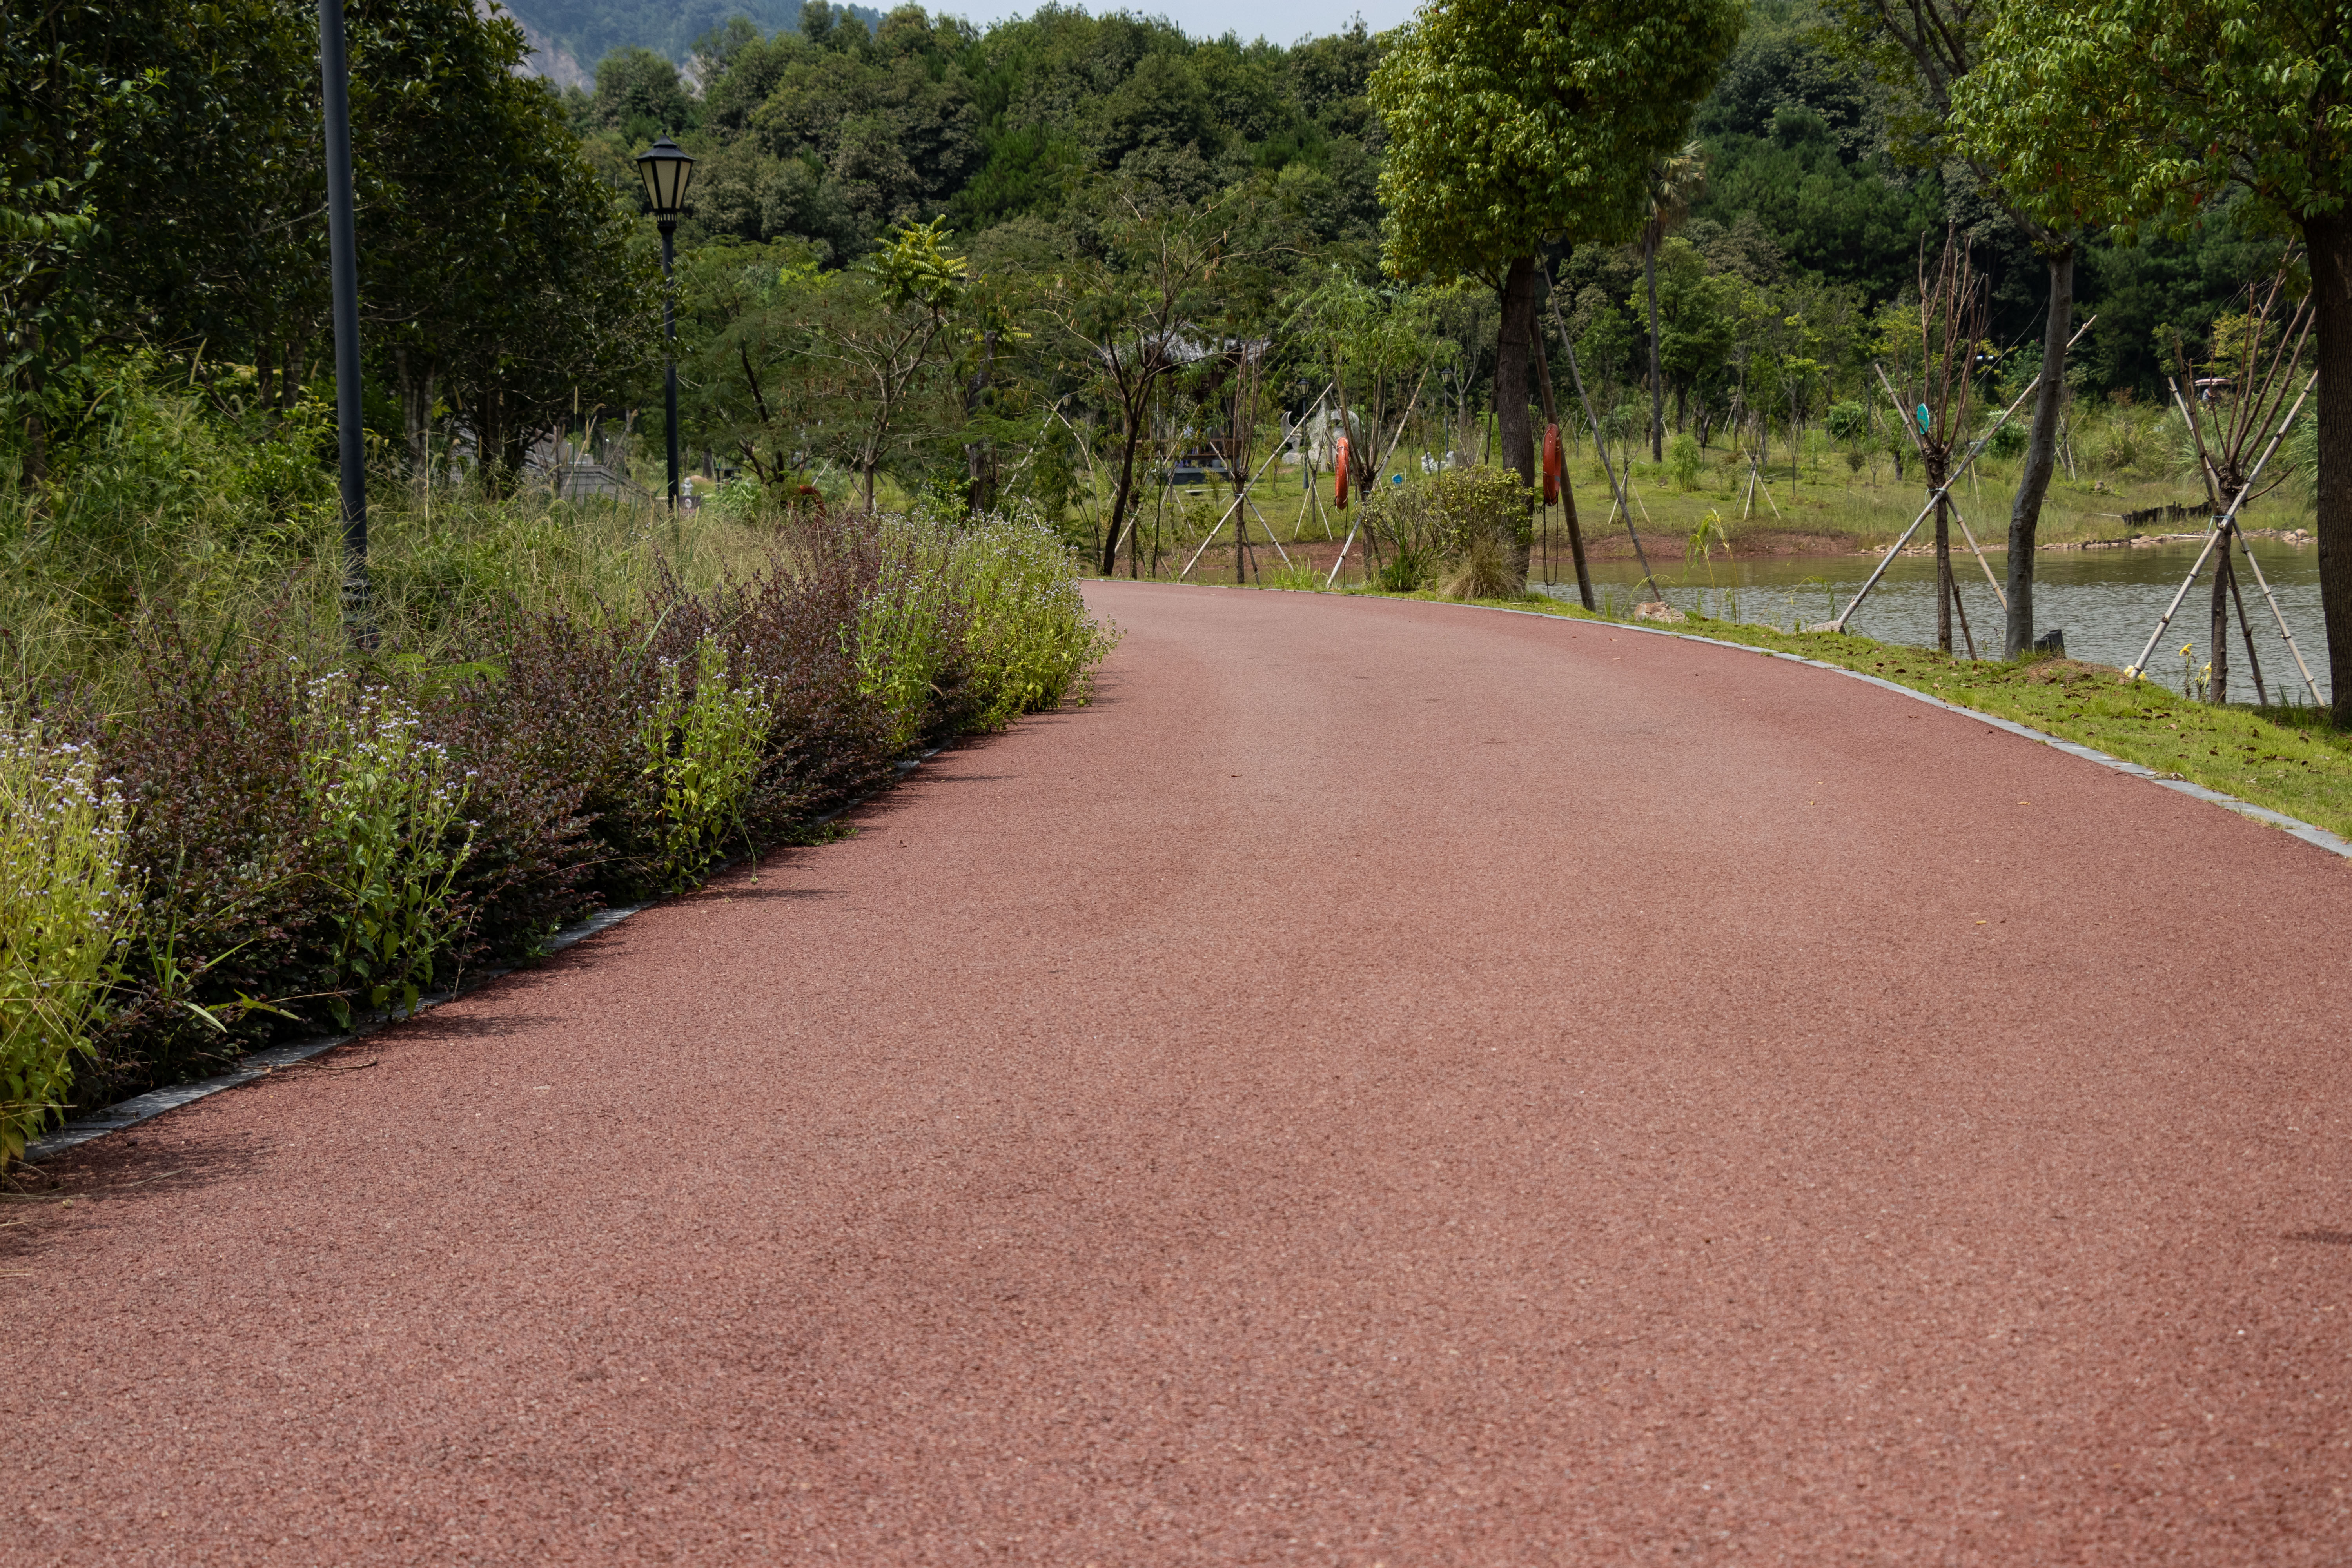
[
  {"x1": 1242, "y1": 495, "x2": 1293, "y2": 568},
  {"x1": 2125, "y1": 372, "x2": 2316, "y2": 690},
  {"x1": 2230, "y1": 521, "x2": 2318, "y2": 701},
  {"x1": 2167, "y1": 371, "x2": 2316, "y2": 701},
  {"x1": 1949, "y1": 503, "x2": 2007, "y2": 608},
  {"x1": 1949, "y1": 572, "x2": 1978, "y2": 659},
  {"x1": 2228, "y1": 541, "x2": 2270, "y2": 706},
  {"x1": 1831, "y1": 315, "x2": 2097, "y2": 634},
  {"x1": 1550, "y1": 295, "x2": 1662, "y2": 601},
  {"x1": 1324, "y1": 511, "x2": 1366, "y2": 589},
  {"x1": 1179, "y1": 430, "x2": 1296, "y2": 579}
]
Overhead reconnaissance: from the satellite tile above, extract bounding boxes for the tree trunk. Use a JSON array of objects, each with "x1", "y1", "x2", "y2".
[
  {"x1": 2004, "y1": 244, "x2": 2075, "y2": 658},
  {"x1": 1102, "y1": 395, "x2": 1146, "y2": 576},
  {"x1": 1646, "y1": 243, "x2": 1663, "y2": 462},
  {"x1": 282, "y1": 331, "x2": 307, "y2": 411},
  {"x1": 2210, "y1": 541, "x2": 2232, "y2": 704},
  {"x1": 1528, "y1": 318, "x2": 1592, "y2": 610},
  {"x1": 964, "y1": 329, "x2": 997, "y2": 515},
  {"x1": 1935, "y1": 490, "x2": 1953, "y2": 655},
  {"x1": 474, "y1": 390, "x2": 506, "y2": 498},
  {"x1": 2307, "y1": 209, "x2": 2352, "y2": 724},
  {"x1": 1494, "y1": 254, "x2": 1538, "y2": 583},
  {"x1": 394, "y1": 346, "x2": 437, "y2": 491}
]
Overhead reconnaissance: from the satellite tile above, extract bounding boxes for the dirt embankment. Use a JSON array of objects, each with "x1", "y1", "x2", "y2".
[{"x1": 1574, "y1": 524, "x2": 1855, "y2": 560}]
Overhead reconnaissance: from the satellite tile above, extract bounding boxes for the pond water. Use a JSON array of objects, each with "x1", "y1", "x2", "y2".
[{"x1": 1539, "y1": 537, "x2": 2331, "y2": 706}]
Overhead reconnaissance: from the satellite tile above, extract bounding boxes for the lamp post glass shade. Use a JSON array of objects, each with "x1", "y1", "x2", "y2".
[{"x1": 635, "y1": 137, "x2": 695, "y2": 219}]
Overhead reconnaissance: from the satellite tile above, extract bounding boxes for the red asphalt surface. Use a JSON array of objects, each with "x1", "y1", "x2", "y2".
[{"x1": 7, "y1": 582, "x2": 2352, "y2": 1566}]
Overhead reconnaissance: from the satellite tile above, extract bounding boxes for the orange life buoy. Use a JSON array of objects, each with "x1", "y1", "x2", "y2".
[
  {"x1": 1332, "y1": 437, "x2": 1351, "y2": 509},
  {"x1": 1541, "y1": 423, "x2": 1563, "y2": 505}
]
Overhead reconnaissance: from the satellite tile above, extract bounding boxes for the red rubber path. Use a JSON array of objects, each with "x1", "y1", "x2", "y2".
[{"x1": 7, "y1": 583, "x2": 2352, "y2": 1564}]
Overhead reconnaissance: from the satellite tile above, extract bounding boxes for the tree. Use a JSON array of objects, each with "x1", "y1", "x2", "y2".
[
  {"x1": 1641, "y1": 141, "x2": 1706, "y2": 461},
  {"x1": 1370, "y1": 0, "x2": 1743, "y2": 581},
  {"x1": 1955, "y1": 0, "x2": 2352, "y2": 708},
  {"x1": 1823, "y1": 0, "x2": 2087, "y2": 659},
  {"x1": 0, "y1": 1, "x2": 138, "y2": 479},
  {"x1": 590, "y1": 47, "x2": 695, "y2": 139},
  {"x1": 1293, "y1": 269, "x2": 1450, "y2": 515},
  {"x1": 359, "y1": 0, "x2": 653, "y2": 486},
  {"x1": 809, "y1": 216, "x2": 967, "y2": 510},
  {"x1": 1048, "y1": 194, "x2": 1232, "y2": 576}
]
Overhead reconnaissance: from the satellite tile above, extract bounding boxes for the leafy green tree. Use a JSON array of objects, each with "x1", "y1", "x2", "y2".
[
  {"x1": 1691, "y1": 106, "x2": 1942, "y2": 305},
  {"x1": 1370, "y1": 0, "x2": 1742, "y2": 580},
  {"x1": 1648, "y1": 237, "x2": 1739, "y2": 440},
  {"x1": 1956, "y1": 0, "x2": 2352, "y2": 697},
  {"x1": 356, "y1": 0, "x2": 650, "y2": 484},
  {"x1": 1292, "y1": 269, "x2": 1452, "y2": 505},
  {"x1": 1639, "y1": 142, "x2": 1706, "y2": 460},
  {"x1": 590, "y1": 46, "x2": 694, "y2": 140},
  {"x1": 811, "y1": 217, "x2": 966, "y2": 509},
  {"x1": 1826, "y1": 0, "x2": 2092, "y2": 657},
  {"x1": 1046, "y1": 193, "x2": 1236, "y2": 576},
  {"x1": 0, "y1": 1, "x2": 149, "y2": 479}
]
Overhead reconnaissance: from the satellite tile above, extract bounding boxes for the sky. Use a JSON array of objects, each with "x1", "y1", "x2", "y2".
[{"x1": 933, "y1": 0, "x2": 1416, "y2": 44}]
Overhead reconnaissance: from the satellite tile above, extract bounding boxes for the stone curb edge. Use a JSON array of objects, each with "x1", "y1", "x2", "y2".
[
  {"x1": 25, "y1": 751, "x2": 940, "y2": 1162},
  {"x1": 1129, "y1": 579, "x2": 2352, "y2": 865}
]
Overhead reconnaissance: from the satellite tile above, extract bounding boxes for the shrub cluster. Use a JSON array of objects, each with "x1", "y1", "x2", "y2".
[
  {"x1": 0, "y1": 509, "x2": 1116, "y2": 1155},
  {"x1": 1360, "y1": 467, "x2": 1532, "y2": 593}
]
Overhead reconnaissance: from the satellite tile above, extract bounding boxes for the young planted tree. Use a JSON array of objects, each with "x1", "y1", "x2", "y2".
[
  {"x1": 1824, "y1": 0, "x2": 2090, "y2": 658},
  {"x1": 1294, "y1": 270, "x2": 1448, "y2": 514},
  {"x1": 1887, "y1": 237, "x2": 1990, "y2": 656},
  {"x1": 1049, "y1": 194, "x2": 1231, "y2": 577},
  {"x1": 1370, "y1": 0, "x2": 1743, "y2": 583},
  {"x1": 809, "y1": 218, "x2": 968, "y2": 512},
  {"x1": 1953, "y1": 0, "x2": 2352, "y2": 712},
  {"x1": 1640, "y1": 142, "x2": 1706, "y2": 462}
]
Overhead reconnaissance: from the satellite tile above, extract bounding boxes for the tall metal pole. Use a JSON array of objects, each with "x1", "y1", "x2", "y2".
[
  {"x1": 661, "y1": 222, "x2": 679, "y2": 510},
  {"x1": 317, "y1": 0, "x2": 368, "y2": 644}
]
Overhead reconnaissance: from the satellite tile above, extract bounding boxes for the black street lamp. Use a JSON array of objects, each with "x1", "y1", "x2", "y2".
[
  {"x1": 635, "y1": 136, "x2": 695, "y2": 512},
  {"x1": 318, "y1": 0, "x2": 368, "y2": 643}
]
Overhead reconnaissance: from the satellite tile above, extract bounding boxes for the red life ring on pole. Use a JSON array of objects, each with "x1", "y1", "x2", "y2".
[
  {"x1": 1541, "y1": 423, "x2": 1563, "y2": 505},
  {"x1": 1332, "y1": 437, "x2": 1352, "y2": 509}
]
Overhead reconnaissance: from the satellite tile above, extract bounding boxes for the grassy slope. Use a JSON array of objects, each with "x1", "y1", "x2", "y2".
[
  {"x1": 1073, "y1": 434, "x2": 2289, "y2": 561},
  {"x1": 1327, "y1": 584, "x2": 2352, "y2": 844}
]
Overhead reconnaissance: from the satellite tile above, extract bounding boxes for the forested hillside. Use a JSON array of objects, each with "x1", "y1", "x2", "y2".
[
  {"x1": 554, "y1": 0, "x2": 2276, "y2": 417},
  {"x1": 566, "y1": 3, "x2": 1385, "y2": 268},
  {"x1": 508, "y1": 0, "x2": 882, "y2": 77}
]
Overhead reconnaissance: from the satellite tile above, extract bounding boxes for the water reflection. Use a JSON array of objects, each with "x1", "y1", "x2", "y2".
[{"x1": 1540, "y1": 538, "x2": 2330, "y2": 705}]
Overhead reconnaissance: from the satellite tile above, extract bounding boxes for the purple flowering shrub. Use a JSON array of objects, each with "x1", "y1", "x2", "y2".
[{"x1": 12, "y1": 510, "x2": 1110, "y2": 1130}]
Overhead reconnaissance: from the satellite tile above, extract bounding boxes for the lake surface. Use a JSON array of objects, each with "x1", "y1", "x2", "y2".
[{"x1": 1539, "y1": 537, "x2": 2331, "y2": 706}]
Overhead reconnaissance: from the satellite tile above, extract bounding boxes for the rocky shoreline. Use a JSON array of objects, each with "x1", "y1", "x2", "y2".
[{"x1": 1873, "y1": 525, "x2": 2314, "y2": 558}]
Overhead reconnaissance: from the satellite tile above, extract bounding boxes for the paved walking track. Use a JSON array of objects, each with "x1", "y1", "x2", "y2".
[{"x1": 9, "y1": 583, "x2": 2352, "y2": 1566}]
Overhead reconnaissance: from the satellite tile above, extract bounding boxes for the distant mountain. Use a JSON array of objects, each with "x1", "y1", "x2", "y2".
[{"x1": 500, "y1": 0, "x2": 883, "y2": 70}]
